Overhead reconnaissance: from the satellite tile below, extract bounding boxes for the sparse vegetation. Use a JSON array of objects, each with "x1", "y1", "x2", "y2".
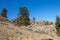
[{"x1": 0, "y1": 9, "x2": 60, "y2": 40}]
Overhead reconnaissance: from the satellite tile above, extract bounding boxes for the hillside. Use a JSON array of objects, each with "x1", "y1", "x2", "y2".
[{"x1": 0, "y1": 21, "x2": 60, "y2": 40}]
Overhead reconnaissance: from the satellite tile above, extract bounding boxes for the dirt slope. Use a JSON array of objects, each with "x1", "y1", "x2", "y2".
[{"x1": 0, "y1": 21, "x2": 60, "y2": 40}]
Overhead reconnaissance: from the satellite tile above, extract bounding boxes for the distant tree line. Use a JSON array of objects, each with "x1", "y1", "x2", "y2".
[{"x1": 0, "y1": 7, "x2": 30, "y2": 26}]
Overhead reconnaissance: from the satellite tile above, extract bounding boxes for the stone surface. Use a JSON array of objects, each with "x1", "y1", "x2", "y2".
[{"x1": 0, "y1": 21, "x2": 60, "y2": 40}]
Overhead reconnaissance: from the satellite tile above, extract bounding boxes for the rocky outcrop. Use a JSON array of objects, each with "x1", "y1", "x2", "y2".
[{"x1": 0, "y1": 21, "x2": 60, "y2": 40}]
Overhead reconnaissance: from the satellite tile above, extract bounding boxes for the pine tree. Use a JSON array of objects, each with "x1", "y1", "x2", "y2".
[
  {"x1": 55, "y1": 15, "x2": 60, "y2": 36},
  {"x1": 19, "y1": 7, "x2": 30, "y2": 26},
  {"x1": 1, "y1": 8, "x2": 7, "y2": 18},
  {"x1": 55, "y1": 16, "x2": 60, "y2": 29}
]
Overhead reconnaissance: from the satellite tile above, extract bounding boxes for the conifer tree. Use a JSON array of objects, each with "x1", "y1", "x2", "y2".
[
  {"x1": 1, "y1": 8, "x2": 7, "y2": 18},
  {"x1": 55, "y1": 15, "x2": 60, "y2": 36},
  {"x1": 19, "y1": 7, "x2": 30, "y2": 26}
]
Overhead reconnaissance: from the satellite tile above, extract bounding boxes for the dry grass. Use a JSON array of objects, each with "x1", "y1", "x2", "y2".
[{"x1": 0, "y1": 22, "x2": 60, "y2": 40}]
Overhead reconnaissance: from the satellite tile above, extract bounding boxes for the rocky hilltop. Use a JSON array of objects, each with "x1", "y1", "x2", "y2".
[{"x1": 0, "y1": 21, "x2": 60, "y2": 40}]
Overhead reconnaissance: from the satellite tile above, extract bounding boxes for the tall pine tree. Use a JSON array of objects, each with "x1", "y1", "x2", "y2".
[
  {"x1": 1, "y1": 8, "x2": 7, "y2": 18},
  {"x1": 19, "y1": 7, "x2": 30, "y2": 26},
  {"x1": 55, "y1": 15, "x2": 60, "y2": 29},
  {"x1": 55, "y1": 15, "x2": 60, "y2": 36}
]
